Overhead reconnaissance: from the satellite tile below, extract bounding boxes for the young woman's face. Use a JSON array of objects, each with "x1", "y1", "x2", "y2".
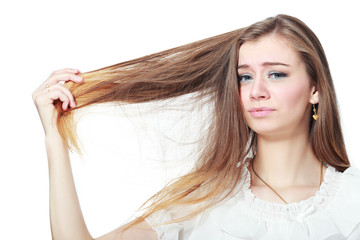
[{"x1": 238, "y1": 34, "x2": 318, "y2": 138}]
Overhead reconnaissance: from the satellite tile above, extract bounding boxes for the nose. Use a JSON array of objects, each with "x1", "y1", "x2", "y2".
[{"x1": 249, "y1": 76, "x2": 270, "y2": 101}]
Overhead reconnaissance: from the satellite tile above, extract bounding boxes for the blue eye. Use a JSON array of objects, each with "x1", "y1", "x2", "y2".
[
  {"x1": 268, "y1": 71, "x2": 288, "y2": 79},
  {"x1": 238, "y1": 74, "x2": 253, "y2": 83}
]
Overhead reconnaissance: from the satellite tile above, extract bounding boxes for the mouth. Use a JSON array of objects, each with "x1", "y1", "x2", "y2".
[{"x1": 249, "y1": 107, "x2": 275, "y2": 117}]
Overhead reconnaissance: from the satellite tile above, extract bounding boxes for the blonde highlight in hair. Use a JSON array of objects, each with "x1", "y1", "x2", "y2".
[{"x1": 56, "y1": 14, "x2": 349, "y2": 227}]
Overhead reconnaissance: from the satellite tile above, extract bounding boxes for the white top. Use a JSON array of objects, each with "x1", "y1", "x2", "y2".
[{"x1": 146, "y1": 162, "x2": 360, "y2": 240}]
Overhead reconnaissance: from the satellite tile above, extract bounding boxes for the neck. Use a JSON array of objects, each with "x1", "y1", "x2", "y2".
[{"x1": 252, "y1": 132, "x2": 321, "y2": 188}]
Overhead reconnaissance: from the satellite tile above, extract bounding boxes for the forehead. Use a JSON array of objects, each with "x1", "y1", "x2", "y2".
[{"x1": 238, "y1": 34, "x2": 301, "y2": 67}]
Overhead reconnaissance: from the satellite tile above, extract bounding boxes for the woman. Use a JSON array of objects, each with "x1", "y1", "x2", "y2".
[{"x1": 33, "y1": 14, "x2": 360, "y2": 239}]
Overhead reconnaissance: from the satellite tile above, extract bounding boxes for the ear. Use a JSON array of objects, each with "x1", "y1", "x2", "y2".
[{"x1": 309, "y1": 86, "x2": 319, "y2": 104}]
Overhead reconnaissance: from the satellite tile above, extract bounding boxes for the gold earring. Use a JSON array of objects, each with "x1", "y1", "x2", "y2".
[{"x1": 312, "y1": 104, "x2": 318, "y2": 120}]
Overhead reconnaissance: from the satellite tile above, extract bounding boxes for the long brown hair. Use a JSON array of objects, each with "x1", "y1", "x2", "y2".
[{"x1": 56, "y1": 14, "x2": 349, "y2": 224}]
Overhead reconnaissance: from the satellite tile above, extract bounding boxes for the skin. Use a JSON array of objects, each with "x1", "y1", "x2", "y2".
[
  {"x1": 32, "y1": 69, "x2": 157, "y2": 240},
  {"x1": 32, "y1": 34, "x2": 325, "y2": 239},
  {"x1": 238, "y1": 34, "x2": 325, "y2": 204}
]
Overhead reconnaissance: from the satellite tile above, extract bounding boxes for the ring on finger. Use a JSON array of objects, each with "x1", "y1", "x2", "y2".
[{"x1": 45, "y1": 83, "x2": 50, "y2": 92}]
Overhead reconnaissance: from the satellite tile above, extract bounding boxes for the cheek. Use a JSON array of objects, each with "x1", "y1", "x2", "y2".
[
  {"x1": 274, "y1": 81, "x2": 310, "y2": 111},
  {"x1": 239, "y1": 88, "x2": 249, "y2": 109}
]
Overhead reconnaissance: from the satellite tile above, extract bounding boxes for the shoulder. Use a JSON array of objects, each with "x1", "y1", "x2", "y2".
[
  {"x1": 338, "y1": 166, "x2": 360, "y2": 197},
  {"x1": 145, "y1": 202, "x2": 239, "y2": 240},
  {"x1": 323, "y1": 165, "x2": 360, "y2": 210},
  {"x1": 342, "y1": 165, "x2": 360, "y2": 179},
  {"x1": 323, "y1": 166, "x2": 360, "y2": 238},
  {"x1": 145, "y1": 205, "x2": 211, "y2": 240},
  {"x1": 331, "y1": 166, "x2": 360, "y2": 213},
  {"x1": 333, "y1": 166, "x2": 360, "y2": 212}
]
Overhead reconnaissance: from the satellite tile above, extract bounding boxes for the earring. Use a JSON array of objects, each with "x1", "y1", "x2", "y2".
[{"x1": 312, "y1": 104, "x2": 318, "y2": 120}]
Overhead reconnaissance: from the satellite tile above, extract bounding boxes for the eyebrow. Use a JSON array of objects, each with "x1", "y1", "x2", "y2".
[{"x1": 237, "y1": 62, "x2": 290, "y2": 69}]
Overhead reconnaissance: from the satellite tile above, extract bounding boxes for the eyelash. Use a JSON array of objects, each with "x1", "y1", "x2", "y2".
[
  {"x1": 268, "y1": 71, "x2": 288, "y2": 79},
  {"x1": 237, "y1": 71, "x2": 288, "y2": 83},
  {"x1": 237, "y1": 74, "x2": 252, "y2": 83}
]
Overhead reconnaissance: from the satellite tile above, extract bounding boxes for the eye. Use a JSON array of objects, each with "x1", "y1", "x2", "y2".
[
  {"x1": 268, "y1": 71, "x2": 288, "y2": 79},
  {"x1": 237, "y1": 74, "x2": 253, "y2": 83}
]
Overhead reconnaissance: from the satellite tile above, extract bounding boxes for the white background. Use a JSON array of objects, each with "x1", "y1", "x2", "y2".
[{"x1": 1, "y1": 0, "x2": 359, "y2": 239}]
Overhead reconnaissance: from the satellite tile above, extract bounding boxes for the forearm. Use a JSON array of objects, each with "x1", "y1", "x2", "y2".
[
  {"x1": 35, "y1": 69, "x2": 157, "y2": 240},
  {"x1": 46, "y1": 132, "x2": 92, "y2": 240}
]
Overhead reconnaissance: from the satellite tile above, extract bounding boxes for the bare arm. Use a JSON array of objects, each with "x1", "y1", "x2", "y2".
[{"x1": 33, "y1": 69, "x2": 157, "y2": 240}]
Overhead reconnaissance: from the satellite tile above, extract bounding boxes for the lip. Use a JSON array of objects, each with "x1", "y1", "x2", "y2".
[{"x1": 249, "y1": 107, "x2": 275, "y2": 117}]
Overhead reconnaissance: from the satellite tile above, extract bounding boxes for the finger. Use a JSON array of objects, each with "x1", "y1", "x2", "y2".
[
  {"x1": 50, "y1": 68, "x2": 80, "y2": 76},
  {"x1": 55, "y1": 83, "x2": 77, "y2": 108},
  {"x1": 62, "y1": 100, "x2": 69, "y2": 111},
  {"x1": 46, "y1": 72, "x2": 83, "y2": 86},
  {"x1": 47, "y1": 68, "x2": 80, "y2": 84},
  {"x1": 48, "y1": 89, "x2": 72, "y2": 110},
  {"x1": 47, "y1": 83, "x2": 77, "y2": 108}
]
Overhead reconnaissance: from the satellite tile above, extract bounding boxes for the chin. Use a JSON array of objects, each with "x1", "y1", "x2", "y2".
[
  {"x1": 248, "y1": 122, "x2": 277, "y2": 132},
  {"x1": 249, "y1": 124, "x2": 286, "y2": 138},
  {"x1": 252, "y1": 129, "x2": 279, "y2": 137}
]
